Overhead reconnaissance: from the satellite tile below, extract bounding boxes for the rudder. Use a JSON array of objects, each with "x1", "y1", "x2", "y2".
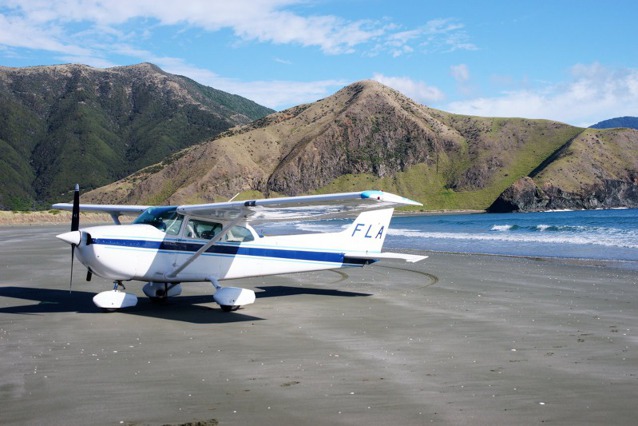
[{"x1": 341, "y1": 208, "x2": 394, "y2": 253}]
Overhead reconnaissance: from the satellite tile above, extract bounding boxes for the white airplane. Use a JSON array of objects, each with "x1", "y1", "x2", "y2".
[{"x1": 53, "y1": 186, "x2": 426, "y2": 312}]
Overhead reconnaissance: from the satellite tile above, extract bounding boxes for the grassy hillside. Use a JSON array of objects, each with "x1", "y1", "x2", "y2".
[
  {"x1": 0, "y1": 63, "x2": 273, "y2": 210},
  {"x1": 77, "y1": 80, "x2": 638, "y2": 212}
]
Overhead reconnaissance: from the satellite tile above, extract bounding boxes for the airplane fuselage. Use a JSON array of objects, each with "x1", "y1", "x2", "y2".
[{"x1": 69, "y1": 207, "x2": 388, "y2": 284}]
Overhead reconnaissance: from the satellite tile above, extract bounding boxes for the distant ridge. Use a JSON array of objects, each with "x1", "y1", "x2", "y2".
[
  {"x1": 0, "y1": 63, "x2": 274, "y2": 210},
  {"x1": 82, "y1": 80, "x2": 638, "y2": 212},
  {"x1": 590, "y1": 116, "x2": 638, "y2": 129},
  {"x1": 4, "y1": 63, "x2": 636, "y2": 213}
]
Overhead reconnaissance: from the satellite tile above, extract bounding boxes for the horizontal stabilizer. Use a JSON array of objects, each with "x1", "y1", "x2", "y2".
[{"x1": 344, "y1": 251, "x2": 428, "y2": 263}]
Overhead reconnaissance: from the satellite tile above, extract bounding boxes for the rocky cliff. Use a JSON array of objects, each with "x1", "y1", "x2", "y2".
[{"x1": 489, "y1": 128, "x2": 638, "y2": 211}]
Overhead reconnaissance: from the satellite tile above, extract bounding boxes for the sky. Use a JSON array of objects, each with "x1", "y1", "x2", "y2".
[{"x1": 1, "y1": 0, "x2": 637, "y2": 127}]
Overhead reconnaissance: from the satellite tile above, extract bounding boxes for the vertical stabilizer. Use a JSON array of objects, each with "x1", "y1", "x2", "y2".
[{"x1": 341, "y1": 208, "x2": 394, "y2": 254}]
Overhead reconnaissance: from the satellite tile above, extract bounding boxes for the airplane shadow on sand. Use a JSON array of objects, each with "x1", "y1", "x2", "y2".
[
  {"x1": 255, "y1": 285, "x2": 371, "y2": 299},
  {"x1": 0, "y1": 285, "x2": 371, "y2": 324}
]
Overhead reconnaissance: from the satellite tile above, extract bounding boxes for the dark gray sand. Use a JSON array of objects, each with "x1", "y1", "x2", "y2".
[{"x1": 1, "y1": 226, "x2": 637, "y2": 425}]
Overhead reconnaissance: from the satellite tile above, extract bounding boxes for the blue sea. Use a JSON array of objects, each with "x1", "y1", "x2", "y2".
[
  {"x1": 263, "y1": 208, "x2": 638, "y2": 264},
  {"x1": 384, "y1": 208, "x2": 638, "y2": 263}
]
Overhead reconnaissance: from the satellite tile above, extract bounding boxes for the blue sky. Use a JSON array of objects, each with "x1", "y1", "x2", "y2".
[{"x1": 1, "y1": 0, "x2": 637, "y2": 127}]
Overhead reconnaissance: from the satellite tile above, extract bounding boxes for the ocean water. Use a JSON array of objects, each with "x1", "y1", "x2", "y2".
[
  {"x1": 261, "y1": 208, "x2": 638, "y2": 263},
  {"x1": 384, "y1": 208, "x2": 638, "y2": 262}
]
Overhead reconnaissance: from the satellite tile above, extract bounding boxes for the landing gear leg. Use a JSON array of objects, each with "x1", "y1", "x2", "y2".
[
  {"x1": 113, "y1": 280, "x2": 126, "y2": 290},
  {"x1": 209, "y1": 277, "x2": 222, "y2": 291}
]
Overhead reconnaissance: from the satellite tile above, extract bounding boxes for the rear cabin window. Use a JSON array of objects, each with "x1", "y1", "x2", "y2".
[{"x1": 186, "y1": 218, "x2": 254, "y2": 242}]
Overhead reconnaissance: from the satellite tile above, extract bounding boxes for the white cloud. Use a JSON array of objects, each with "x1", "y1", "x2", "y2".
[
  {"x1": 274, "y1": 57, "x2": 293, "y2": 65},
  {"x1": 444, "y1": 63, "x2": 638, "y2": 127},
  {"x1": 0, "y1": 1, "x2": 476, "y2": 111},
  {"x1": 372, "y1": 73, "x2": 445, "y2": 104},
  {"x1": 218, "y1": 78, "x2": 349, "y2": 110},
  {"x1": 421, "y1": 18, "x2": 477, "y2": 53},
  {"x1": 1, "y1": 0, "x2": 388, "y2": 55},
  {"x1": 2, "y1": 2, "x2": 478, "y2": 60},
  {"x1": 450, "y1": 64, "x2": 469, "y2": 83},
  {"x1": 151, "y1": 57, "x2": 347, "y2": 109},
  {"x1": 371, "y1": 18, "x2": 477, "y2": 58},
  {"x1": 0, "y1": 13, "x2": 93, "y2": 57},
  {"x1": 450, "y1": 63, "x2": 476, "y2": 97}
]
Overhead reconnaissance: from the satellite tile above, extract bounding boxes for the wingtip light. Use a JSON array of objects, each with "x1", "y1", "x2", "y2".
[{"x1": 361, "y1": 190, "x2": 423, "y2": 207}]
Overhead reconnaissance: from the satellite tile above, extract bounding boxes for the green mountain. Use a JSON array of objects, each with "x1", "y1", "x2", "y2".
[
  {"x1": 590, "y1": 116, "x2": 638, "y2": 130},
  {"x1": 0, "y1": 63, "x2": 273, "y2": 210},
  {"x1": 81, "y1": 80, "x2": 638, "y2": 212}
]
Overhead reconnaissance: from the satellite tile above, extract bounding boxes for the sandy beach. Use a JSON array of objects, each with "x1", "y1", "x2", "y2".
[{"x1": 1, "y1": 225, "x2": 637, "y2": 425}]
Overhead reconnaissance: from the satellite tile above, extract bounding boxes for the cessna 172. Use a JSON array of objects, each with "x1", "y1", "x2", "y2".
[{"x1": 53, "y1": 186, "x2": 426, "y2": 312}]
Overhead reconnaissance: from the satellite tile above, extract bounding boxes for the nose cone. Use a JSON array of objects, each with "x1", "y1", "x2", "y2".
[{"x1": 57, "y1": 230, "x2": 82, "y2": 246}]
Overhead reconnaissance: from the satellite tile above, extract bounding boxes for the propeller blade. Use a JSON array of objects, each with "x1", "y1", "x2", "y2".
[
  {"x1": 70, "y1": 245, "x2": 75, "y2": 293},
  {"x1": 71, "y1": 183, "x2": 80, "y2": 231},
  {"x1": 69, "y1": 183, "x2": 80, "y2": 293}
]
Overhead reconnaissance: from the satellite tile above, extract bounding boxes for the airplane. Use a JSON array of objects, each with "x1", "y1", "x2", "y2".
[{"x1": 53, "y1": 185, "x2": 427, "y2": 312}]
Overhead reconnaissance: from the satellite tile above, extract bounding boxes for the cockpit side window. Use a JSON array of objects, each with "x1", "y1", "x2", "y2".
[
  {"x1": 134, "y1": 207, "x2": 183, "y2": 235},
  {"x1": 185, "y1": 218, "x2": 255, "y2": 243},
  {"x1": 186, "y1": 219, "x2": 223, "y2": 240},
  {"x1": 224, "y1": 225, "x2": 255, "y2": 242}
]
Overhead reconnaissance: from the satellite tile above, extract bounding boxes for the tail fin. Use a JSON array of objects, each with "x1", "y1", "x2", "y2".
[
  {"x1": 341, "y1": 208, "x2": 394, "y2": 253},
  {"x1": 342, "y1": 208, "x2": 428, "y2": 264}
]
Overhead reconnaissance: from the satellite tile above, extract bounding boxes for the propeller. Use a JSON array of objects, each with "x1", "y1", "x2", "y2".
[
  {"x1": 69, "y1": 184, "x2": 80, "y2": 292},
  {"x1": 71, "y1": 183, "x2": 80, "y2": 232}
]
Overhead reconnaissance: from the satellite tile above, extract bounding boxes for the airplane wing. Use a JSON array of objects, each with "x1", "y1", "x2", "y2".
[
  {"x1": 178, "y1": 190, "x2": 422, "y2": 223},
  {"x1": 51, "y1": 203, "x2": 149, "y2": 224}
]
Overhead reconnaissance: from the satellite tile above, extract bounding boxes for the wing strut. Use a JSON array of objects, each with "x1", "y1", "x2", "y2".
[{"x1": 165, "y1": 214, "x2": 245, "y2": 278}]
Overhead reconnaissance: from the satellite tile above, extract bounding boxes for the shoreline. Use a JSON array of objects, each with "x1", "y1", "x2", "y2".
[{"x1": 405, "y1": 249, "x2": 638, "y2": 271}]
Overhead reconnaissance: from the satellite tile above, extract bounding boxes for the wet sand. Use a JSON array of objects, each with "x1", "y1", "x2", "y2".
[{"x1": 1, "y1": 225, "x2": 637, "y2": 425}]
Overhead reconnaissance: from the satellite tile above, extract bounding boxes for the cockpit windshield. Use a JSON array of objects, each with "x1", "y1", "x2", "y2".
[{"x1": 133, "y1": 206, "x2": 183, "y2": 235}]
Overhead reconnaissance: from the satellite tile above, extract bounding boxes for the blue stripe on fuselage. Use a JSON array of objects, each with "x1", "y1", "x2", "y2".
[{"x1": 91, "y1": 238, "x2": 346, "y2": 264}]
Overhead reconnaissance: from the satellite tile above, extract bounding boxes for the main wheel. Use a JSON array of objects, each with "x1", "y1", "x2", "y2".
[{"x1": 220, "y1": 305, "x2": 239, "y2": 312}]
